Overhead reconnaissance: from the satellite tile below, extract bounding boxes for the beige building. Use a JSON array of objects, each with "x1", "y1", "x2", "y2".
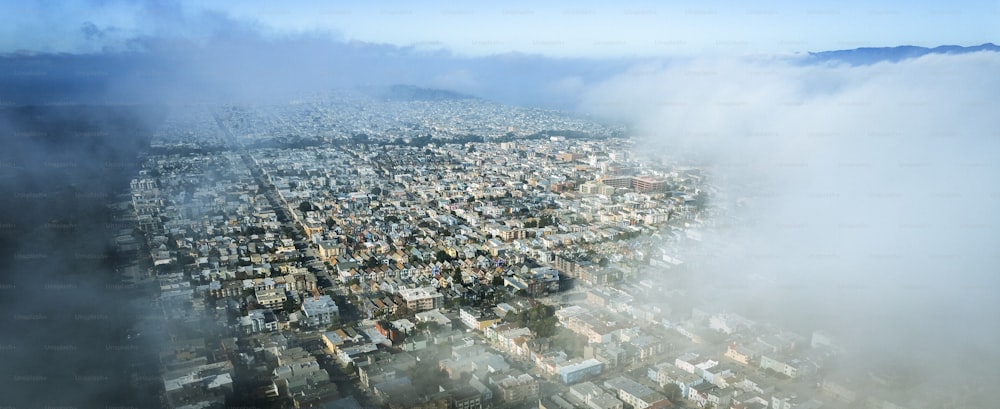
[{"x1": 397, "y1": 286, "x2": 443, "y2": 312}]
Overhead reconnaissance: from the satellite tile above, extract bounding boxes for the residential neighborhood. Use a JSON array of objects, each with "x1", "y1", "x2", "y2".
[{"x1": 122, "y1": 93, "x2": 930, "y2": 409}]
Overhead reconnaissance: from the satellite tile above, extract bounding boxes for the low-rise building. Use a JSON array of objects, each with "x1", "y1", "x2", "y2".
[
  {"x1": 557, "y1": 358, "x2": 603, "y2": 384},
  {"x1": 459, "y1": 307, "x2": 501, "y2": 331},
  {"x1": 300, "y1": 295, "x2": 339, "y2": 327},
  {"x1": 495, "y1": 373, "x2": 539, "y2": 403},
  {"x1": 397, "y1": 286, "x2": 443, "y2": 312},
  {"x1": 255, "y1": 287, "x2": 287, "y2": 309},
  {"x1": 414, "y1": 309, "x2": 452, "y2": 328},
  {"x1": 240, "y1": 309, "x2": 279, "y2": 333},
  {"x1": 569, "y1": 381, "x2": 624, "y2": 409},
  {"x1": 760, "y1": 354, "x2": 817, "y2": 378},
  {"x1": 603, "y1": 376, "x2": 668, "y2": 409}
]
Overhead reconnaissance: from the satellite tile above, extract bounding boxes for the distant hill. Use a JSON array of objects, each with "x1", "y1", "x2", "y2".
[
  {"x1": 805, "y1": 43, "x2": 1000, "y2": 65},
  {"x1": 383, "y1": 84, "x2": 478, "y2": 101}
]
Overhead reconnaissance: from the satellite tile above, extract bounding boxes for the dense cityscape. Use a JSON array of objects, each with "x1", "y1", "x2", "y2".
[{"x1": 93, "y1": 90, "x2": 955, "y2": 409}]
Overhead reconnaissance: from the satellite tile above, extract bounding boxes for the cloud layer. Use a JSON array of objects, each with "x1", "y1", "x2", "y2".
[{"x1": 583, "y1": 52, "x2": 1000, "y2": 395}]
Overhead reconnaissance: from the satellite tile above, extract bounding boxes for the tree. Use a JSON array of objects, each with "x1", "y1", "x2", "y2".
[
  {"x1": 532, "y1": 316, "x2": 558, "y2": 338},
  {"x1": 394, "y1": 302, "x2": 412, "y2": 319},
  {"x1": 537, "y1": 214, "x2": 555, "y2": 228},
  {"x1": 663, "y1": 383, "x2": 683, "y2": 403},
  {"x1": 298, "y1": 201, "x2": 314, "y2": 213},
  {"x1": 444, "y1": 297, "x2": 467, "y2": 309},
  {"x1": 435, "y1": 250, "x2": 454, "y2": 262},
  {"x1": 550, "y1": 330, "x2": 587, "y2": 358},
  {"x1": 283, "y1": 298, "x2": 300, "y2": 313},
  {"x1": 507, "y1": 303, "x2": 558, "y2": 338}
]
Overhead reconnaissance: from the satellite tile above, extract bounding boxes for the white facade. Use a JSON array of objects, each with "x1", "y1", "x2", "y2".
[{"x1": 300, "y1": 295, "x2": 339, "y2": 327}]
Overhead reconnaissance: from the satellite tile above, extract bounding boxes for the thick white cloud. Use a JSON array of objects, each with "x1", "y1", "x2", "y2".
[{"x1": 583, "y1": 52, "x2": 1000, "y2": 391}]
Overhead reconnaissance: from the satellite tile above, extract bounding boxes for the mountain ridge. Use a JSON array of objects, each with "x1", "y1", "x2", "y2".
[{"x1": 805, "y1": 43, "x2": 999, "y2": 65}]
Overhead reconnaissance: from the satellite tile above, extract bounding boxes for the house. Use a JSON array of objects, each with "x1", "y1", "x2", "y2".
[
  {"x1": 459, "y1": 307, "x2": 501, "y2": 331},
  {"x1": 414, "y1": 309, "x2": 452, "y2": 328},
  {"x1": 603, "y1": 376, "x2": 669, "y2": 409},
  {"x1": 255, "y1": 288, "x2": 287, "y2": 309},
  {"x1": 440, "y1": 349, "x2": 509, "y2": 380},
  {"x1": 706, "y1": 386, "x2": 735, "y2": 408},
  {"x1": 358, "y1": 353, "x2": 417, "y2": 389},
  {"x1": 300, "y1": 295, "x2": 339, "y2": 327},
  {"x1": 271, "y1": 349, "x2": 333, "y2": 406},
  {"x1": 708, "y1": 312, "x2": 756, "y2": 335},
  {"x1": 321, "y1": 332, "x2": 344, "y2": 353},
  {"x1": 674, "y1": 353, "x2": 699, "y2": 374},
  {"x1": 626, "y1": 335, "x2": 664, "y2": 362},
  {"x1": 469, "y1": 377, "x2": 493, "y2": 405},
  {"x1": 759, "y1": 354, "x2": 817, "y2": 379},
  {"x1": 648, "y1": 361, "x2": 703, "y2": 399},
  {"x1": 757, "y1": 332, "x2": 804, "y2": 354},
  {"x1": 162, "y1": 360, "x2": 234, "y2": 409},
  {"x1": 449, "y1": 386, "x2": 483, "y2": 409},
  {"x1": 495, "y1": 373, "x2": 539, "y2": 403},
  {"x1": 726, "y1": 342, "x2": 762, "y2": 365},
  {"x1": 568, "y1": 381, "x2": 624, "y2": 409},
  {"x1": 771, "y1": 393, "x2": 824, "y2": 409},
  {"x1": 240, "y1": 309, "x2": 279, "y2": 333},
  {"x1": 687, "y1": 382, "x2": 715, "y2": 407},
  {"x1": 399, "y1": 333, "x2": 429, "y2": 351},
  {"x1": 334, "y1": 343, "x2": 378, "y2": 366}
]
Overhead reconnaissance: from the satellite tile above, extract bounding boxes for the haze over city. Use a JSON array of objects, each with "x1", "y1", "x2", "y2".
[{"x1": 0, "y1": 1, "x2": 997, "y2": 408}]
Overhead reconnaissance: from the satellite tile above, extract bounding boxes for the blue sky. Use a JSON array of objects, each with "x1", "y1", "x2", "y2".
[{"x1": 1, "y1": 0, "x2": 996, "y2": 56}]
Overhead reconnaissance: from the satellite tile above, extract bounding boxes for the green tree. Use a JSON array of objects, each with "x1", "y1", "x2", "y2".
[
  {"x1": 508, "y1": 304, "x2": 558, "y2": 338},
  {"x1": 435, "y1": 250, "x2": 455, "y2": 262},
  {"x1": 550, "y1": 330, "x2": 587, "y2": 357},
  {"x1": 537, "y1": 214, "x2": 555, "y2": 228},
  {"x1": 283, "y1": 298, "x2": 300, "y2": 313},
  {"x1": 663, "y1": 383, "x2": 683, "y2": 403}
]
